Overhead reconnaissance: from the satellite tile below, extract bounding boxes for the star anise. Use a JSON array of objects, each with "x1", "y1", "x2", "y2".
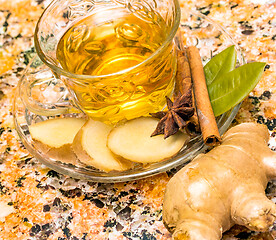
[{"x1": 150, "y1": 89, "x2": 194, "y2": 139}]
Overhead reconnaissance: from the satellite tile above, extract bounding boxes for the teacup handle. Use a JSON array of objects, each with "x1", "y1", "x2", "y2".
[{"x1": 19, "y1": 55, "x2": 81, "y2": 116}]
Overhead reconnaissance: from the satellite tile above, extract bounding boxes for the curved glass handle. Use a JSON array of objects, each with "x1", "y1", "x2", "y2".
[{"x1": 19, "y1": 55, "x2": 81, "y2": 116}]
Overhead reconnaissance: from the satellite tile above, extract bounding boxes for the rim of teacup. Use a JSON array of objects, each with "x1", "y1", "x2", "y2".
[{"x1": 34, "y1": 0, "x2": 181, "y2": 80}]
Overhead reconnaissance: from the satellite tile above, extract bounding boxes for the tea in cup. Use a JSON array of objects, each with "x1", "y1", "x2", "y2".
[{"x1": 25, "y1": 0, "x2": 181, "y2": 123}]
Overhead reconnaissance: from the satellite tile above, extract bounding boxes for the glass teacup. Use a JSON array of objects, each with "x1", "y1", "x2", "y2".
[{"x1": 21, "y1": 0, "x2": 180, "y2": 124}]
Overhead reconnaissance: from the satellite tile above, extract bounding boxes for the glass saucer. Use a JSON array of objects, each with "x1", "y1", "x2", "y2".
[{"x1": 13, "y1": 11, "x2": 245, "y2": 182}]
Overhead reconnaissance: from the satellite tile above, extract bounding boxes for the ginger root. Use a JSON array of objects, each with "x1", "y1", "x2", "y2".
[{"x1": 163, "y1": 122, "x2": 276, "y2": 240}]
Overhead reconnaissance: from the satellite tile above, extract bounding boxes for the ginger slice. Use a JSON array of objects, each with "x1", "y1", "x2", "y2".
[
  {"x1": 107, "y1": 117, "x2": 189, "y2": 163},
  {"x1": 29, "y1": 118, "x2": 86, "y2": 148},
  {"x1": 72, "y1": 119, "x2": 134, "y2": 172},
  {"x1": 29, "y1": 118, "x2": 86, "y2": 164}
]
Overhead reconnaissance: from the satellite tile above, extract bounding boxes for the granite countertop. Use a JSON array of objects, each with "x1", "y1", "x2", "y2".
[{"x1": 0, "y1": 0, "x2": 276, "y2": 239}]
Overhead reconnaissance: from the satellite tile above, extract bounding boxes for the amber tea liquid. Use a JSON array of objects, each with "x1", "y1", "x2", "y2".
[{"x1": 56, "y1": 6, "x2": 177, "y2": 123}]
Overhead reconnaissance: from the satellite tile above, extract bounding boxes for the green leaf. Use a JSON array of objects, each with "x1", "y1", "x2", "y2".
[
  {"x1": 208, "y1": 62, "x2": 266, "y2": 116},
  {"x1": 204, "y1": 45, "x2": 236, "y2": 85}
]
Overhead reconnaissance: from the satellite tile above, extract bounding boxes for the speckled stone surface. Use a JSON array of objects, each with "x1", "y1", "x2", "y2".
[{"x1": 0, "y1": 0, "x2": 276, "y2": 239}]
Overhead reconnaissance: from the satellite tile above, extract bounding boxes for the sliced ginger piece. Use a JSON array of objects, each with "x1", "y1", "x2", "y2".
[
  {"x1": 107, "y1": 117, "x2": 189, "y2": 163},
  {"x1": 72, "y1": 119, "x2": 134, "y2": 172},
  {"x1": 29, "y1": 118, "x2": 86, "y2": 148},
  {"x1": 29, "y1": 118, "x2": 86, "y2": 164}
]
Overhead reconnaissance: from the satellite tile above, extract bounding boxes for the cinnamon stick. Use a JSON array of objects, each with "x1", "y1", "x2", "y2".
[
  {"x1": 175, "y1": 49, "x2": 192, "y2": 94},
  {"x1": 175, "y1": 49, "x2": 199, "y2": 134},
  {"x1": 186, "y1": 46, "x2": 221, "y2": 146},
  {"x1": 175, "y1": 30, "x2": 192, "y2": 95},
  {"x1": 175, "y1": 31, "x2": 200, "y2": 134}
]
